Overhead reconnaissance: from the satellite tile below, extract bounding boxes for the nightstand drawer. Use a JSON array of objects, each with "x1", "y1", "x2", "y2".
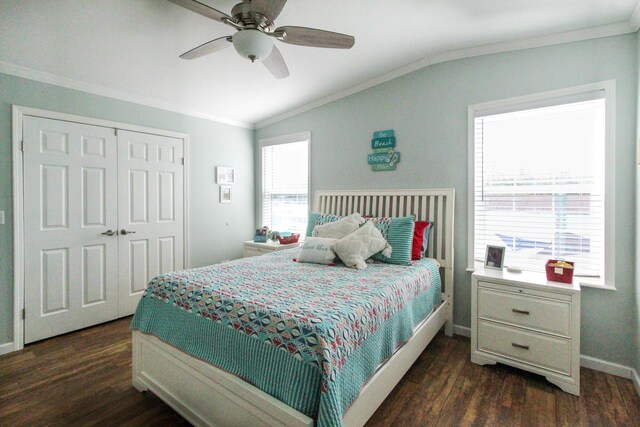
[
  {"x1": 244, "y1": 247, "x2": 270, "y2": 257},
  {"x1": 478, "y1": 287, "x2": 570, "y2": 337},
  {"x1": 478, "y1": 320, "x2": 571, "y2": 375}
]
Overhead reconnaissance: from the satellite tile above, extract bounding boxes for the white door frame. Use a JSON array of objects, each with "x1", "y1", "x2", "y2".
[{"x1": 12, "y1": 105, "x2": 191, "y2": 352}]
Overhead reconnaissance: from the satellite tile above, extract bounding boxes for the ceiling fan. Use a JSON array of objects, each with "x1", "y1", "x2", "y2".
[{"x1": 169, "y1": 0, "x2": 355, "y2": 79}]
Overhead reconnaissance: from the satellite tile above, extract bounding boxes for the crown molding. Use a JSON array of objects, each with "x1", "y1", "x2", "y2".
[
  {"x1": 0, "y1": 61, "x2": 254, "y2": 130},
  {"x1": 630, "y1": 0, "x2": 640, "y2": 31},
  {"x1": 428, "y1": 21, "x2": 636, "y2": 66},
  {"x1": 256, "y1": 20, "x2": 637, "y2": 129}
]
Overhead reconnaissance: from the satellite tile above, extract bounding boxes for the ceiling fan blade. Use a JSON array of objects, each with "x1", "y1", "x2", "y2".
[
  {"x1": 250, "y1": 0, "x2": 287, "y2": 22},
  {"x1": 180, "y1": 36, "x2": 232, "y2": 60},
  {"x1": 168, "y1": 0, "x2": 232, "y2": 24},
  {"x1": 262, "y1": 45, "x2": 289, "y2": 79},
  {"x1": 275, "y1": 26, "x2": 355, "y2": 49}
]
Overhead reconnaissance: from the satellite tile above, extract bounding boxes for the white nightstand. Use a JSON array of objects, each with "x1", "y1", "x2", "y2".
[
  {"x1": 243, "y1": 240, "x2": 300, "y2": 258},
  {"x1": 471, "y1": 268, "x2": 581, "y2": 395}
]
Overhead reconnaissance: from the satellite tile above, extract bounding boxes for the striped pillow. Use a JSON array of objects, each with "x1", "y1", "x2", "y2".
[{"x1": 369, "y1": 216, "x2": 415, "y2": 265}]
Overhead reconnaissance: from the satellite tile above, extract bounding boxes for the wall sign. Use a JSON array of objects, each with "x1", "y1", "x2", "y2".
[
  {"x1": 372, "y1": 137, "x2": 396, "y2": 149},
  {"x1": 367, "y1": 129, "x2": 400, "y2": 171}
]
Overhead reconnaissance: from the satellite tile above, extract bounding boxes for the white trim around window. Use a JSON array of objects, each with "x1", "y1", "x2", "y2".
[
  {"x1": 467, "y1": 81, "x2": 616, "y2": 290},
  {"x1": 257, "y1": 131, "x2": 311, "y2": 232},
  {"x1": 259, "y1": 131, "x2": 312, "y2": 148}
]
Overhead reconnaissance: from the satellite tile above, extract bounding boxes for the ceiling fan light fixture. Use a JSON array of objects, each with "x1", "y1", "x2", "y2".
[{"x1": 232, "y1": 29, "x2": 273, "y2": 62}]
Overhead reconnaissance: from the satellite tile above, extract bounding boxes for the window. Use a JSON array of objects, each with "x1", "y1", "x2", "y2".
[
  {"x1": 260, "y1": 133, "x2": 310, "y2": 236},
  {"x1": 469, "y1": 82, "x2": 615, "y2": 289}
]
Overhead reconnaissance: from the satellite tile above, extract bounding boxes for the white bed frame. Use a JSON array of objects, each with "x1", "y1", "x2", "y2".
[{"x1": 132, "y1": 189, "x2": 455, "y2": 427}]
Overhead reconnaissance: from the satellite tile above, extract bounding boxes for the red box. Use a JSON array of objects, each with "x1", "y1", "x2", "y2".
[
  {"x1": 545, "y1": 260, "x2": 574, "y2": 284},
  {"x1": 277, "y1": 233, "x2": 300, "y2": 244}
]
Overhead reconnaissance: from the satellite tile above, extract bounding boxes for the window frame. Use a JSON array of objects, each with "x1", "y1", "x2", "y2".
[
  {"x1": 257, "y1": 131, "x2": 311, "y2": 235},
  {"x1": 467, "y1": 81, "x2": 616, "y2": 290}
]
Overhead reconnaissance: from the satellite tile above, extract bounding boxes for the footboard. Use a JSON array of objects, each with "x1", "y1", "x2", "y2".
[
  {"x1": 132, "y1": 331, "x2": 314, "y2": 427},
  {"x1": 132, "y1": 300, "x2": 448, "y2": 427}
]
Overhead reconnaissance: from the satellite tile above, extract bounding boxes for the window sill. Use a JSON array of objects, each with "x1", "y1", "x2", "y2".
[
  {"x1": 575, "y1": 280, "x2": 616, "y2": 291},
  {"x1": 466, "y1": 266, "x2": 615, "y2": 290}
]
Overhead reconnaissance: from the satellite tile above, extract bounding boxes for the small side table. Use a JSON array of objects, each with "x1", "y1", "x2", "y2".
[{"x1": 471, "y1": 267, "x2": 581, "y2": 395}]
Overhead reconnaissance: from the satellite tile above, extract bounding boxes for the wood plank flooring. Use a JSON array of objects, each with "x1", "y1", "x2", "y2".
[{"x1": 0, "y1": 317, "x2": 638, "y2": 426}]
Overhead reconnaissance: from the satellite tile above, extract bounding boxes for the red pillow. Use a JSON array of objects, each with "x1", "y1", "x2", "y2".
[{"x1": 412, "y1": 221, "x2": 431, "y2": 260}]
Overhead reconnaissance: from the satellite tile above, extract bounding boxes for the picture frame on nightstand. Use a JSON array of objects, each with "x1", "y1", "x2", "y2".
[{"x1": 484, "y1": 245, "x2": 505, "y2": 269}]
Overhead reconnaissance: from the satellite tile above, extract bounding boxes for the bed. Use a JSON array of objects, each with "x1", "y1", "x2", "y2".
[{"x1": 131, "y1": 189, "x2": 455, "y2": 427}]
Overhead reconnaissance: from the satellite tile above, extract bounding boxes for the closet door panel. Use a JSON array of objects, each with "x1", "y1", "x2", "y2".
[
  {"x1": 117, "y1": 130, "x2": 184, "y2": 317},
  {"x1": 23, "y1": 116, "x2": 119, "y2": 343}
]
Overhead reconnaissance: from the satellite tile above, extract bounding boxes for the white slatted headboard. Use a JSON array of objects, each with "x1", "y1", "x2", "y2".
[{"x1": 314, "y1": 189, "x2": 455, "y2": 336}]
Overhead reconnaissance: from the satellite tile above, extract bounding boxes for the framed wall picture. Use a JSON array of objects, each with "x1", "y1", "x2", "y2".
[
  {"x1": 220, "y1": 185, "x2": 232, "y2": 203},
  {"x1": 484, "y1": 245, "x2": 505, "y2": 270},
  {"x1": 216, "y1": 166, "x2": 235, "y2": 184}
]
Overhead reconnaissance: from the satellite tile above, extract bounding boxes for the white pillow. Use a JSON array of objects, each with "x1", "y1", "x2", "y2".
[
  {"x1": 296, "y1": 237, "x2": 338, "y2": 265},
  {"x1": 313, "y1": 213, "x2": 365, "y2": 239},
  {"x1": 331, "y1": 222, "x2": 392, "y2": 270}
]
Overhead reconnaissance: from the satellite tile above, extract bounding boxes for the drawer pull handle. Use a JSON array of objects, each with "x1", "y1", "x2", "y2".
[
  {"x1": 512, "y1": 309, "x2": 530, "y2": 315},
  {"x1": 512, "y1": 343, "x2": 530, "y2": 350}
]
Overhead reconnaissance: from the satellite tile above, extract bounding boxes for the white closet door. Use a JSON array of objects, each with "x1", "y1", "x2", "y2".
[
  {"x1": 117, "y1": 130, "x2": 184, "y2": 316},
  {"x1": 23, "y1": 117, "x2": 119, "y2": 343}
]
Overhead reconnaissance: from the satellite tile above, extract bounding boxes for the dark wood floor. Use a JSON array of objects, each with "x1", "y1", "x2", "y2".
[{"x1": 1, "y1": 318, "x2": 638, "y2": 427}]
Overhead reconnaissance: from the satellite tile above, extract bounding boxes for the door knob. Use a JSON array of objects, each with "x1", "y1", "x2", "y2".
[
  {"x1": 101, "y1": 229, "x2": 116, "y2": 236},
  {"x1": 120, "y1": 229, "x2": 136, "y2": 235}
]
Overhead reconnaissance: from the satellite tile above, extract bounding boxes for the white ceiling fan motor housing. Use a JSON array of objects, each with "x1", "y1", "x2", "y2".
[{"x1": 232, "y1": 29, "x2": 273, "y2": 62}]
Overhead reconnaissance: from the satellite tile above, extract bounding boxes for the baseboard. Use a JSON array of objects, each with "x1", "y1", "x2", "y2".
[
  {"x1": 453, "y1": 324, "x2": 471, "y2": 337},
  {"x1": 632, "y1": 368, "x2": 640, "y2": 397},
  {"x1": 580, "y1": 355, "x2": 634, "y2": 379},
  {"x1": 0, "y1": 342, "x2": 15, "y2": 356}
]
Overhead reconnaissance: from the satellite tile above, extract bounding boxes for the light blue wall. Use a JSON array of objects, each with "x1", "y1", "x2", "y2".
[
  {"x1": 635, "y1": 30, "x2": 640, "y2": 378},
  {"x1": 257, "y1": 34, "x2": 639, "y2": 367},
  {"x1": 0, "y1": 73, "x2": 255, "y2": 345}
]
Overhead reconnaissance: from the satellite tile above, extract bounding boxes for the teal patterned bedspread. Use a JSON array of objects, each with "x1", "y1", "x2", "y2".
[{"x1": 131, "y1": 249, "x2": 441, "y2": 427}]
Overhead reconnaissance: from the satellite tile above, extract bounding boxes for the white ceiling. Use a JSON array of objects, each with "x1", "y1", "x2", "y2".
[{"x1": 0, "y1": 0, "x2": 638, "y2": 128}]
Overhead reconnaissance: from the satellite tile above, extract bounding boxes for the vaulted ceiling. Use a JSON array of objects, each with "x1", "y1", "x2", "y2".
[{"x1": 1, "y1": 0, "x2": 638, "y2": 128}]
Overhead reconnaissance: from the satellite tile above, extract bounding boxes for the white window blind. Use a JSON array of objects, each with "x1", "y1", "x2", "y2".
[
  {"x1": 261, "y1": 139, "x2": 309, "y2": 235},
  {"x1": 474, "y1": 97, "x2": 606, "y2": 279}
]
